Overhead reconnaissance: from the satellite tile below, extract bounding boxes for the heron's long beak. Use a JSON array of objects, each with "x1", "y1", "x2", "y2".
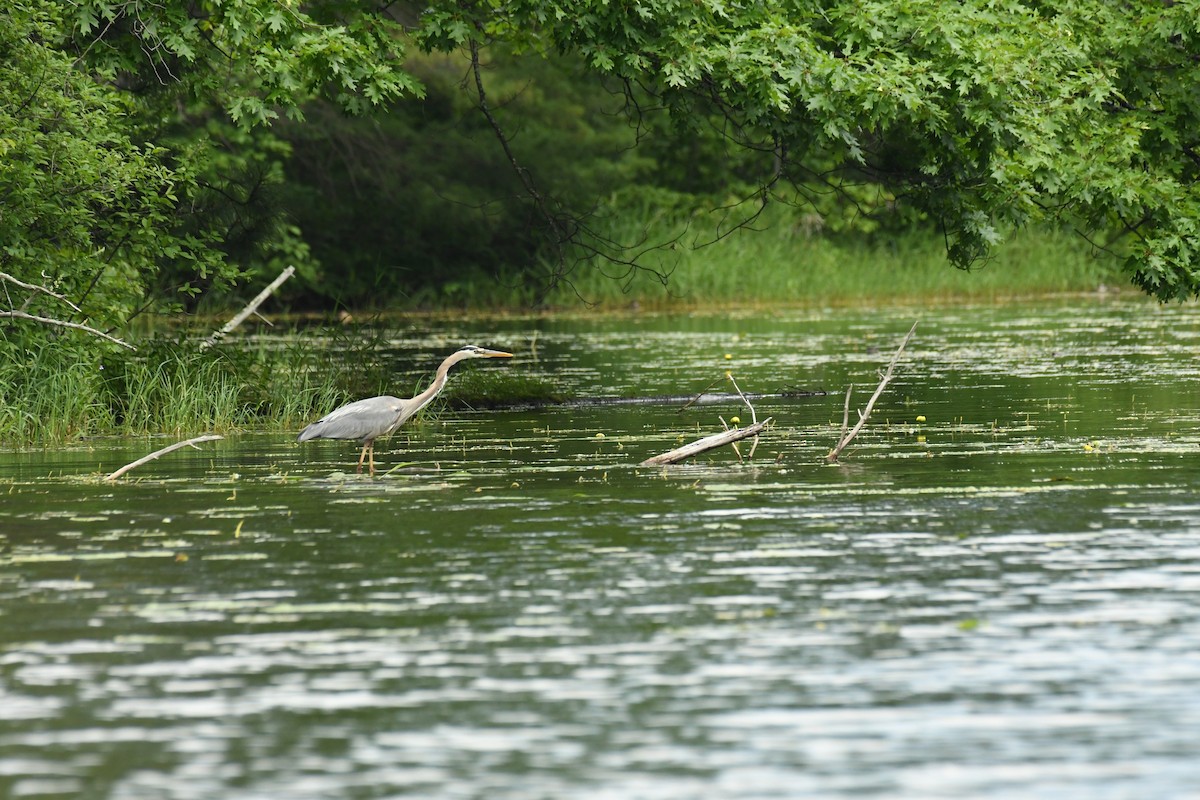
[{"x1": 483, "y1": 348, "x2": 514, "y2": 358}]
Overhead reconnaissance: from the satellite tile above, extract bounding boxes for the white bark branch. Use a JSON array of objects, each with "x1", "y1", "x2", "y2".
[
  {"x1": 104, "y1": 434, "x2": 224, "y2": 481},
  {"x1": 0, "y1": 310, "x2": 136, "y2": 350},
  {"x1": 826, "y1": 321, "x2": 918, "y2": 463},
  {"x1": 641, "y1": 419, "x2": 771, "y2": 466},
  {"x1": 0, "y1": 271, "x2": 83, "y2": 312},
  {"x1": 726, "y1": 373, "x2": 758, "y2": 425},
  {"x1": 200, "y1": 265, "x2": 295, "y2": 350},
  {"x1": 838, "y1": 384, "x2": 853, "y2": 441}
]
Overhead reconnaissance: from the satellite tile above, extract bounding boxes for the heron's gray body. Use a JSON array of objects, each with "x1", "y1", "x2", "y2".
[
  {"x1": 298, "y1": 396, "x2": 415, "y2": 444},
  {"x1": 297, "y1": 345, "x2": 513, "y2": 474}
]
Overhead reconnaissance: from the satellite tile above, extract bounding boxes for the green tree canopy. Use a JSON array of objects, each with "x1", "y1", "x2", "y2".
[
  {"x1": 1, "y1": 1, "x2": 190, "y2": 332},
  {"x1": 421, "y1": 0, "x2": 1200, "y2": 300},
  {"x1": 3, "y1": 0, "x2": 1199, "y2": 336}
]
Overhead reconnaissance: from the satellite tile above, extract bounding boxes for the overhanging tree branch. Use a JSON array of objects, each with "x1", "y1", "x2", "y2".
[
  {"x1": 0, "y1": 310, "x2": 136, "y2": 350},
  {"x1": 0, "y1": 271, "x2": 83, "y2": 313},
  {"x1": 467, "y1": 37, "x2": 680, "y2": 298}
]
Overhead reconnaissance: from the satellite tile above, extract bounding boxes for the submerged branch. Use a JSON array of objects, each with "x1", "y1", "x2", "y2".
[
  {"x1": 826, "y1": 321, "x2": 918, "y2": 463},
  {"x1": 104, "y1": 434, "x2": 224, "y2": 481}
]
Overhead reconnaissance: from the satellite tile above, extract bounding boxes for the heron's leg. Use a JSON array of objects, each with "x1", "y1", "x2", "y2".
[
  {"x1": 356, "y1": 442, "x2": 371, "y2": 473},
  {"x1": 367, "y1": 443, "x2": 377, "y2": 476}
]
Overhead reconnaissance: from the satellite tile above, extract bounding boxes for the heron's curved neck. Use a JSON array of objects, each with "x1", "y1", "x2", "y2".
[{"x1": 410, "y1": 350, "x2": 469, "y2": 412}]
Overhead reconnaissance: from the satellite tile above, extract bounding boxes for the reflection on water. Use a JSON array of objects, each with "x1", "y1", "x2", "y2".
[{"x1": 2, "y1": 299, "x2": 1200, "y2": 798}]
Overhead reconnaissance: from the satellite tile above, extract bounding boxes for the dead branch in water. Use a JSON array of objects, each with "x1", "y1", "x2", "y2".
[
  {"x1": 104, "y1": 434, "x2": 224, "y2": 481},
  {"x1": 826, "y1": 321, "x2": 918, "y2": 463},
  {"x1": 723, "y1": 372, "x2": 762, "y2": 461},
  {"x1": 645, "y1": 373, "x2": 769, "y2": 466},
  {"x1": 200, "y1": 265, "x2": 295, "y2": 350},
  {"x1": 641, "y1": 419, "x2": 772, "y2": 466},
  {"x1": 677, "y1": 376, "x2": 724, "y2": 414}
]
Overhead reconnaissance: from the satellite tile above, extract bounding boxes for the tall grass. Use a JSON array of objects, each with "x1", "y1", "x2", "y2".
[
  {"x1": 0, "y1": 336, "x2": 347, "y2": 446},
  {"x1": 0, "y1": 342, "x2": 115, "y2": 443},
  {"x1": 105, "y1": 345, "x2": 249, "y2": 435},
  {"x1": 541, "y1": 202, "x2": 1122, "y2": 308}
]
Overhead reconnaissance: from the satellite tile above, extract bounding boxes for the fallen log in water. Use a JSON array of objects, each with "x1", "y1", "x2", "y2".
[{"x1": 640, "y1": 419, "x2": 771, "y2": 466}]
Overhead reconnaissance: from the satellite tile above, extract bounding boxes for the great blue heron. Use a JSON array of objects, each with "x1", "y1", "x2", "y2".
[{"x1": 298, "y1": 344, "x2": 514, "y2": 474}]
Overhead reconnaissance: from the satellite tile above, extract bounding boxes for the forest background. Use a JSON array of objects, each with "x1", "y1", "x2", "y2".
[{"x1": 3, "y1": 0, "x2": 1199, "y2": 442}]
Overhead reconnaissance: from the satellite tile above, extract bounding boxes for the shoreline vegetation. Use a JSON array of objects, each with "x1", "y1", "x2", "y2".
[
  {"x1": 539, "y1": 224, "x2": 1122, "y2": 312},
  {"x1": 0, "y1": 227, "x2": 1133, "y2": 447}
]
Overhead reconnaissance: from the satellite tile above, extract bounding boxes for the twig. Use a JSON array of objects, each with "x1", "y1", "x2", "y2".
[
  {"x1": 726, "y1": 373, "x2": 761, "y2": 459},
  {"x1": 0, "y1": 310, "x2": 136, "y2": 350},
  {"x1": 718, "y1": 415, "x2": 743, "y2": 462},
  {"x1": 641, "y1": 419, "x2": 771, "y2": 466},
  {"x1": 726, "y1": 373, "x2": 758, "y2": 425},
  {"x1": 826, "y1": 321, "x2": 918, "y2": 463},
  {"x1": 839, "y1": 384, "x2": 853, "y2": 440},
  {"x1": 103, "y1": 434, "x2": 224, "y2": 481},
  {"x1": 0, "y1": 271, "x2": 82, "y2": 312},
  {"x1": 199, "y1": 265, "x2": 295, "y2": 350},
  {"x1": 677, "y1": 376, "x2": 723, "y2": 413}
]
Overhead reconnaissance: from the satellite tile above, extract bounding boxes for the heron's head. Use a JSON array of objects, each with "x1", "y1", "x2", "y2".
[{"x1": 458, "y1": 345, "x2": 514, "y2": 360}]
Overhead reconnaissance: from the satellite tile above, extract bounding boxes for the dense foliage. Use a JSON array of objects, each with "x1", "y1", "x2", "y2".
[
  {"x1": 5, "y1": 0, "x2": 1199, "y2": 314},
  {"x1": 1, "y1": 3, "x2": 188, "y2": 331},
  {"x1": 419, "y1": 0, "x2": 1200, "y2": 300}
]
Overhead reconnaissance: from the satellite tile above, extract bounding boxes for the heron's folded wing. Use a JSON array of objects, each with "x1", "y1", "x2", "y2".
[{"x1": 297, "y1": 396, "x2": 406, "y2": 442}]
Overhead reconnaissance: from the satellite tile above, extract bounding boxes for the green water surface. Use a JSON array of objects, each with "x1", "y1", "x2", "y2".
[{"x1": 2, "y1": 298, "x2": 1199, "y2": 798}]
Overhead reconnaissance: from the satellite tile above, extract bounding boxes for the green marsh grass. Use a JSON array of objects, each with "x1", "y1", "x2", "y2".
[
  {"x1": 542, "y1": 204, "x2": 1122, "y2": 308},
  {"x1": 106, "y1": 343, "x2": 250, "y2": 435},
  {"x1": 0, "y1": 337, "x2": 350, "y2": 446},
  {"x1": 0, "y1": 343, "x2": 114, "y2": 443}
]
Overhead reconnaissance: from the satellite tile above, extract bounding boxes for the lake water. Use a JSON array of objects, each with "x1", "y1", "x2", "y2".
[{"x1": 2, "y1": 298, "x2": 1199, "y2": 798}]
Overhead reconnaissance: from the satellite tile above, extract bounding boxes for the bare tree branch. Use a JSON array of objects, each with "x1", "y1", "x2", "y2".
[
  {"x1": 826, "y1": 321, "x2": 918, "y2": 463},
  {"x1": 199, "y1": 265, "x2": 295, "y2": 350},
  {"x1": 0, "y1": 310, "x2": 136, "y2": 350},
  {"x1": 0, "y1": 271, "x2": 83, "y2": 313},
  {"x1": 641, "y1": 419, "x2": 772, "y2": 466},
  {"x1": 838, "y1": 384, "x2": 853, "y2": 441},
  {"x1": 104, "y1": 434, "x2": 224, "y2": 481}
]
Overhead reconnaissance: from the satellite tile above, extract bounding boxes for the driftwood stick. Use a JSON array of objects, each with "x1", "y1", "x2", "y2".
[
  {"x1": 200, "y1": 265, "x2": 294, "y2": 350},
  {"x1": 104, "y1": 434, "x2": 224, "y2": 481},
  {"x1": 0, "y1": 310, "x2": 136, "y2": 350},
  {"x1": 641, "y1": 419, "x2": 771, "y2": 466},
  {"x1": 826, "y1": 321, "x2": 918, "y2": 463},
  {"x1": 0, "y1": 271, "x2": 83, "y2": 313}
]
